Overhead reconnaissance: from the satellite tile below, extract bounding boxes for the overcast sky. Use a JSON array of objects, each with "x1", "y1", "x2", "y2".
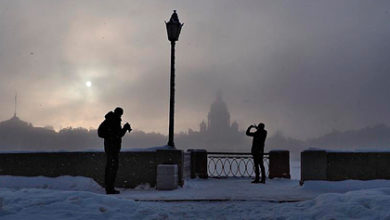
[{"x1": 0, "y1": 0, "x2": 389, "y2": 139}]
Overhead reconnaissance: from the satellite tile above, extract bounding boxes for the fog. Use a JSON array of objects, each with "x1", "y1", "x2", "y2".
[
  {"x1": 1, "y1": 0, "x2": 390, "y2": 141},
  {"x1": 2, "y1": 95, "x2": 390, "y2": 160}
]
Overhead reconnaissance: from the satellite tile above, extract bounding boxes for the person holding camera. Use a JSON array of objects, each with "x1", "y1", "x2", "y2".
[
  {"x1": 246, "y1": 123, "x2": 267, "y2": 184},
  {"x1": 100, "y1": 107, "x2": 132, "y2": 194}
]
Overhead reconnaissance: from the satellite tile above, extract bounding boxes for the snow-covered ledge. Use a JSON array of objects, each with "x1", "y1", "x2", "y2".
[
  {"x1": 0, "y1": 146, "x2": 184, "y2": 188},
  {"x1": 301, "y1": 149, "x2": 390, "y2": 184}
]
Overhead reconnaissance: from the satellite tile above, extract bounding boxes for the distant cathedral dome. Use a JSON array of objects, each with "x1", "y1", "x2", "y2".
[{"x1": 207, "y1": 93, "x2": 231, "y2": 133}]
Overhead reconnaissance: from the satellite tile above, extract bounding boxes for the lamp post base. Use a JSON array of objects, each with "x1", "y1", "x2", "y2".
[{"x1": 167, "y1": 141, "x2": 175, "y2": 148}]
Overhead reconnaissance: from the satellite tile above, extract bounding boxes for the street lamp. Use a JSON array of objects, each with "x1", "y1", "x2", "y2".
[{"x1": 165, "y1": 10, "x2": 183, "y2": 148}]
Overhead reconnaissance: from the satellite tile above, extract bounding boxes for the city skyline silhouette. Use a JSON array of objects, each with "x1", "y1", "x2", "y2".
[{"x1": 2, "y1": 93, "x2": 390, "y2": 161}]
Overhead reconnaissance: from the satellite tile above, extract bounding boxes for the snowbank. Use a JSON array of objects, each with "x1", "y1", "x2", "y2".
[
  {"x1": 302, "y1": 179, "x2": 390, "y2": 193},
  {"x1": 1, "y1": 176, "x2": 390, "y2": 219},
  {"x1": 0, "y1": 176, "x2": 103, "y2": 193}
]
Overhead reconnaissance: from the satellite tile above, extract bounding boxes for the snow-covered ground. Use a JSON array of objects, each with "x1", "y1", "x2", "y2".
[{"x1": 1, "y1": 175, "x2": 390, "y2": 219}]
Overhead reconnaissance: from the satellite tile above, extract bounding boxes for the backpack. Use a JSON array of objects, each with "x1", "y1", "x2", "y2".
[{"x1": 97, "y1": 120, "x2": 109, "y2": 138}]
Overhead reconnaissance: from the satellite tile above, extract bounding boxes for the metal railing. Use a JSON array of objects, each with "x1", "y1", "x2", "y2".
[{"x1": 207, "y1": 152, "x2": 269, "y2": 178}]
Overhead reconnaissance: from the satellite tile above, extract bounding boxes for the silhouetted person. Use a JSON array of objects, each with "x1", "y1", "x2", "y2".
[
  {"x1": 246, "y1": 123, "x2": 267, "y2": 184},
  {"x1": 98, "y1": 107, "x2": 131, "y2": 194}
]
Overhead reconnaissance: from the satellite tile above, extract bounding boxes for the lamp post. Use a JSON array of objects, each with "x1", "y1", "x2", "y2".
[{"x1": 165, "y1": 10, "x2": 183, "y2": 148}]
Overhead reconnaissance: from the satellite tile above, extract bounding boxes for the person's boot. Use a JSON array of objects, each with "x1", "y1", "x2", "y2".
[
  {"x1": 260, "y1": 179, "x2": 266, "y2": 184},
  {"x1": 251, "y1": 178, "x2": 260, "y2": 183},
  {"x1": 106, "y1": 188, "x2": 120, "y2": 194}
]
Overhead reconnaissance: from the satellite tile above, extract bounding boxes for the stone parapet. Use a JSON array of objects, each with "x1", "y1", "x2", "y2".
[
  {"x1": 269, "y1": 150, "x2": 291, "y2": 179},
  {"x1": 301, "y1": 150, "x2": 390, "y2": 184},
  {"x1": 0, "y1": 149, "x2": 184, "y2": 188}
]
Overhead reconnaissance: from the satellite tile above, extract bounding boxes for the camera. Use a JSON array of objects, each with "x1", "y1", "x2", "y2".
[{"x1": 124, "y1": 123, "x2": 132, "y2": 132}]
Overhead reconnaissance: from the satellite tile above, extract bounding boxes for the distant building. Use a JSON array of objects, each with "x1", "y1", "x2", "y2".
[
  {"x1": 175, "y1": 93, "x2": 246, "y2": 150},
  {"x1": 199, "y1": 93, "x2": 239, "y2": 137},
  {"x1": 0, "y1": 115, "x2": 32, "y2": 129}
]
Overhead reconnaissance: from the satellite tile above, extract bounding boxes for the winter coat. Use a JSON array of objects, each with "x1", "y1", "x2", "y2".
[{"x1": 246, "y1": 127, "x2": 267, "y2": 155}]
